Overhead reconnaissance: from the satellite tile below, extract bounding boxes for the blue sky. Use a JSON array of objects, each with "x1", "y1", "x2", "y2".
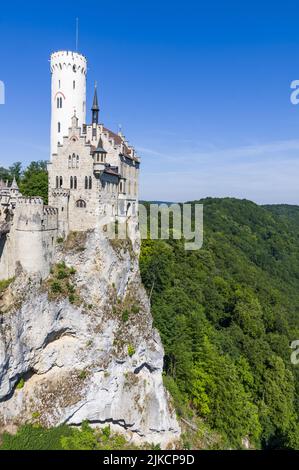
[{"x1": 1, "y1": 0, "x2": 299, "y2": 203}]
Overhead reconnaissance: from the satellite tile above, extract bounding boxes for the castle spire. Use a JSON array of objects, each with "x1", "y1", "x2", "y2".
[
  {"x1": 10, "y1": 176, "x2": 19, "y2": 190},
  {"x1": 91, "y1": 82, "x2": 99, "y2": 125}
]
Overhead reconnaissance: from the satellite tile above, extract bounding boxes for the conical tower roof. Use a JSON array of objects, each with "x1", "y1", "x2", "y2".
[
  {"x1": 91, "y1": 85, "x2": 99, "y2": 111},
  {"x1": 10, "y1": 176, "x2": 19, "y2": 190}
]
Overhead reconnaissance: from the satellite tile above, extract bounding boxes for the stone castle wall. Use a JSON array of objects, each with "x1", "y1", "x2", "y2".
[{"x1": 0, "y1": 198, "x2": 58, "y2": 281}]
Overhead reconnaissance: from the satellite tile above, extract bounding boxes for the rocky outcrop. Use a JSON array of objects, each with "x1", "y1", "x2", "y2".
[{"x1": 0, "y1": 228, "x2": 180, "y2": 447}]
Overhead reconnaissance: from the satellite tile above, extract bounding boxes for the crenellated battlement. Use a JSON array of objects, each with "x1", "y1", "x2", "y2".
[
  {"x1": 17, "y1": 197, "x2": 44, "y2": 205},
  {"x1": 50, "y1": 51, "x2": 87, "y2": 75},
  {"x1": 51, "y1": 189, "x2": 70, "y2": 198},
  {"x1": 43, "y1": 206, "x2": 58, "y2": 215}
]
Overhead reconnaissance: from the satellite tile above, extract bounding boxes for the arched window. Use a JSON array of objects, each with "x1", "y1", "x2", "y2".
[
  {"x1": 76, "y1": 199, "x2": 86, "y2": 208},
  {"x1": 85, "y1": 176, "x2": 88, "y2": 189},
  {"x1": 59, "y1": 176, "x2": 63, "y2": 188},
  {"x1": 74, "y1": 176, "x2": 77, "y2": 189},
  {"x1": 68, "y1": 155, "x2": 72, "y2": 168},
  {"x1": 89, "y1": 176, "x2": 92, "y2": 189},
  {"x1": 56, "y1": 176, "x2": 59, "y2": 188},
  {"x1": 58, "y1": 122, "x2": 61, "y2": 133},
  {"x1": 72, "y1": 153, "x2": 76, "y2": 168},
  {"x1": 76, "y1": 155, "x2": 79, "y2": 168},
  {"x1": 70, "y1": 176, "x2": 73, "y2": 189}
]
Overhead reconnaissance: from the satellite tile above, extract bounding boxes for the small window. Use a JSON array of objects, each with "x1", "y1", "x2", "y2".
[
  {"x1": 74, "y1": 176, "x2": 77, "y2": 189},
  {"x1": 58, "y1": 122, "x2": 61, "y2": 133},
  {"x1": 76, "y1": 199, "x2": 86, "y2": 208},
  {"x1": 58, "y1": 80, "x2": 61, "y2": 89},
  {"x1": 89, "y1": 176, "x2": 92, "y2": 190},
  {"x1": 73, "y1": 80, "x2": 75, "y2": 89},
  {"x1": 72, "y1": 153, "x2": 76, "y2": 168},
  {"x1": 57, "y1": 97, "x2": 59, "y2": 108},
  {"x1": 70, "y1": 176, "x2": 73, "y2": 189},
  {"x1": 85, "y1": 176, "x2": 88, "y2": 189},
  {"x1": 68, "y1": 155, "x2": 72, "y2": 168},
  {"x1": 59, "y1": 176, "x2": 63, "y2": 188},
  {"x1": 76, "y1": 155, "x2": 79, "y2": 168},
  {"x1": 56, "y1": 176, "x2": 59, "y2": 188}
]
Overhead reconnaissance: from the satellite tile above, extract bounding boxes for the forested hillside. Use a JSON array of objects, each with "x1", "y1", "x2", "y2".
[{"x1": 140, "y1": 198, "x2": 299, "y2": 449}]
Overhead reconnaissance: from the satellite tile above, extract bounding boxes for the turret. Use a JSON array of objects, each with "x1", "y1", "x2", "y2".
[{"x1": 92, "y1": 137, "x2": 107, "y2": 174}]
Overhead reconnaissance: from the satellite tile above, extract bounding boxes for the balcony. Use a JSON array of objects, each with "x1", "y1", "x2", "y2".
[{"x1": 93, "y1": 161, "x2": 106, "y2": 174}]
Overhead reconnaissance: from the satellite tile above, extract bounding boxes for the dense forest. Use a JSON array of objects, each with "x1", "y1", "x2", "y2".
[
  {"x1": 2, "y1": 161, "x2": 299, "y2": 449},
  {"x1": 140, "y1": 198, "x2": 299, "y2": 449}
]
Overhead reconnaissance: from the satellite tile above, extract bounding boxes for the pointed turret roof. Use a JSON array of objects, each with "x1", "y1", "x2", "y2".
[
  {"x1": 94, "y1": 137, "x2": 107, "y2": 153},
  {"x1": 92, "y1": 84, "x2": 99, "y2": 111},
  {"x1": 10, "y1": 176, "x2": 19, "y2": 190}
]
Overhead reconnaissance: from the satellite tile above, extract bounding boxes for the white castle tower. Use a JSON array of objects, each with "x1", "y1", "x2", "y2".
[{"x1": 50, "y1": 51, "x2": 87, "y2": 158}]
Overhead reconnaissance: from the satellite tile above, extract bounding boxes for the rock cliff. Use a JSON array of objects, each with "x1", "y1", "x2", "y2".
[{"x1": 0, "y1": 228, "x2": 180, "y2": 446}]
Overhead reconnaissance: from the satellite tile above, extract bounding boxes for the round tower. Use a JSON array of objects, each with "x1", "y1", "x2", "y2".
[{"x1": 50, "y1": 50, "x2": 87, "y2": 158}]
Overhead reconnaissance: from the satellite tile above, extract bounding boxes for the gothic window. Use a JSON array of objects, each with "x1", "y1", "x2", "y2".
[
  {"x1": 59, "y1": 176, "x2": 63, "y2": 188},
  {"x1": 74, "y1": 176, "x2": 77, "y2": 189},
  {"x1": 72, "y1": 153, "x2": 76, "y2": 168},
  {"x1": 76, "y1": 155, "x2": 79, "y2": 168},
  {"x1": 58, "y1": 122, "x2": 61, "y2": 133},
  {"x1": 70, "y1": 176, "x2": 73, "y2": 189},
  {"x1": 89, "y1": 176, "x2": 92, "y2": 190},
  {"x1": 68, "y1": 155, "x2": 72, "y2": 168},
  {"x1": 85, "y1": 176, "x2": 88, "y2": 189},
  {"x1": 56, "y1": 176, "x2": 59, "y2": 188},
  {"x1": 76, "y1": 199, "x2": 86, "y2": 208}
]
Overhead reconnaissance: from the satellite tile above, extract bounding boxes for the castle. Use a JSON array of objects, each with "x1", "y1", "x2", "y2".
[{"x1": 0, "y1": 51, "x2": 140, "y2": 281}]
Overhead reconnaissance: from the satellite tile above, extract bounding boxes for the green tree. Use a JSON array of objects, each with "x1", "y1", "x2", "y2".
[{"x1": 19, "y1": 160, "x2": 48, "y2": 203}]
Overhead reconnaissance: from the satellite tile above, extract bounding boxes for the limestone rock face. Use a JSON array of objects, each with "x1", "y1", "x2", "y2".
[{"x1": 0, "y1": 229, "x2": 180, "y2": 446}]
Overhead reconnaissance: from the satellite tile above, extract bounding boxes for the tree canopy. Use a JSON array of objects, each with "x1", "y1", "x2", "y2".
[{"x1": 140, "y1": 198, "x2": 299, "y2": 449}]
